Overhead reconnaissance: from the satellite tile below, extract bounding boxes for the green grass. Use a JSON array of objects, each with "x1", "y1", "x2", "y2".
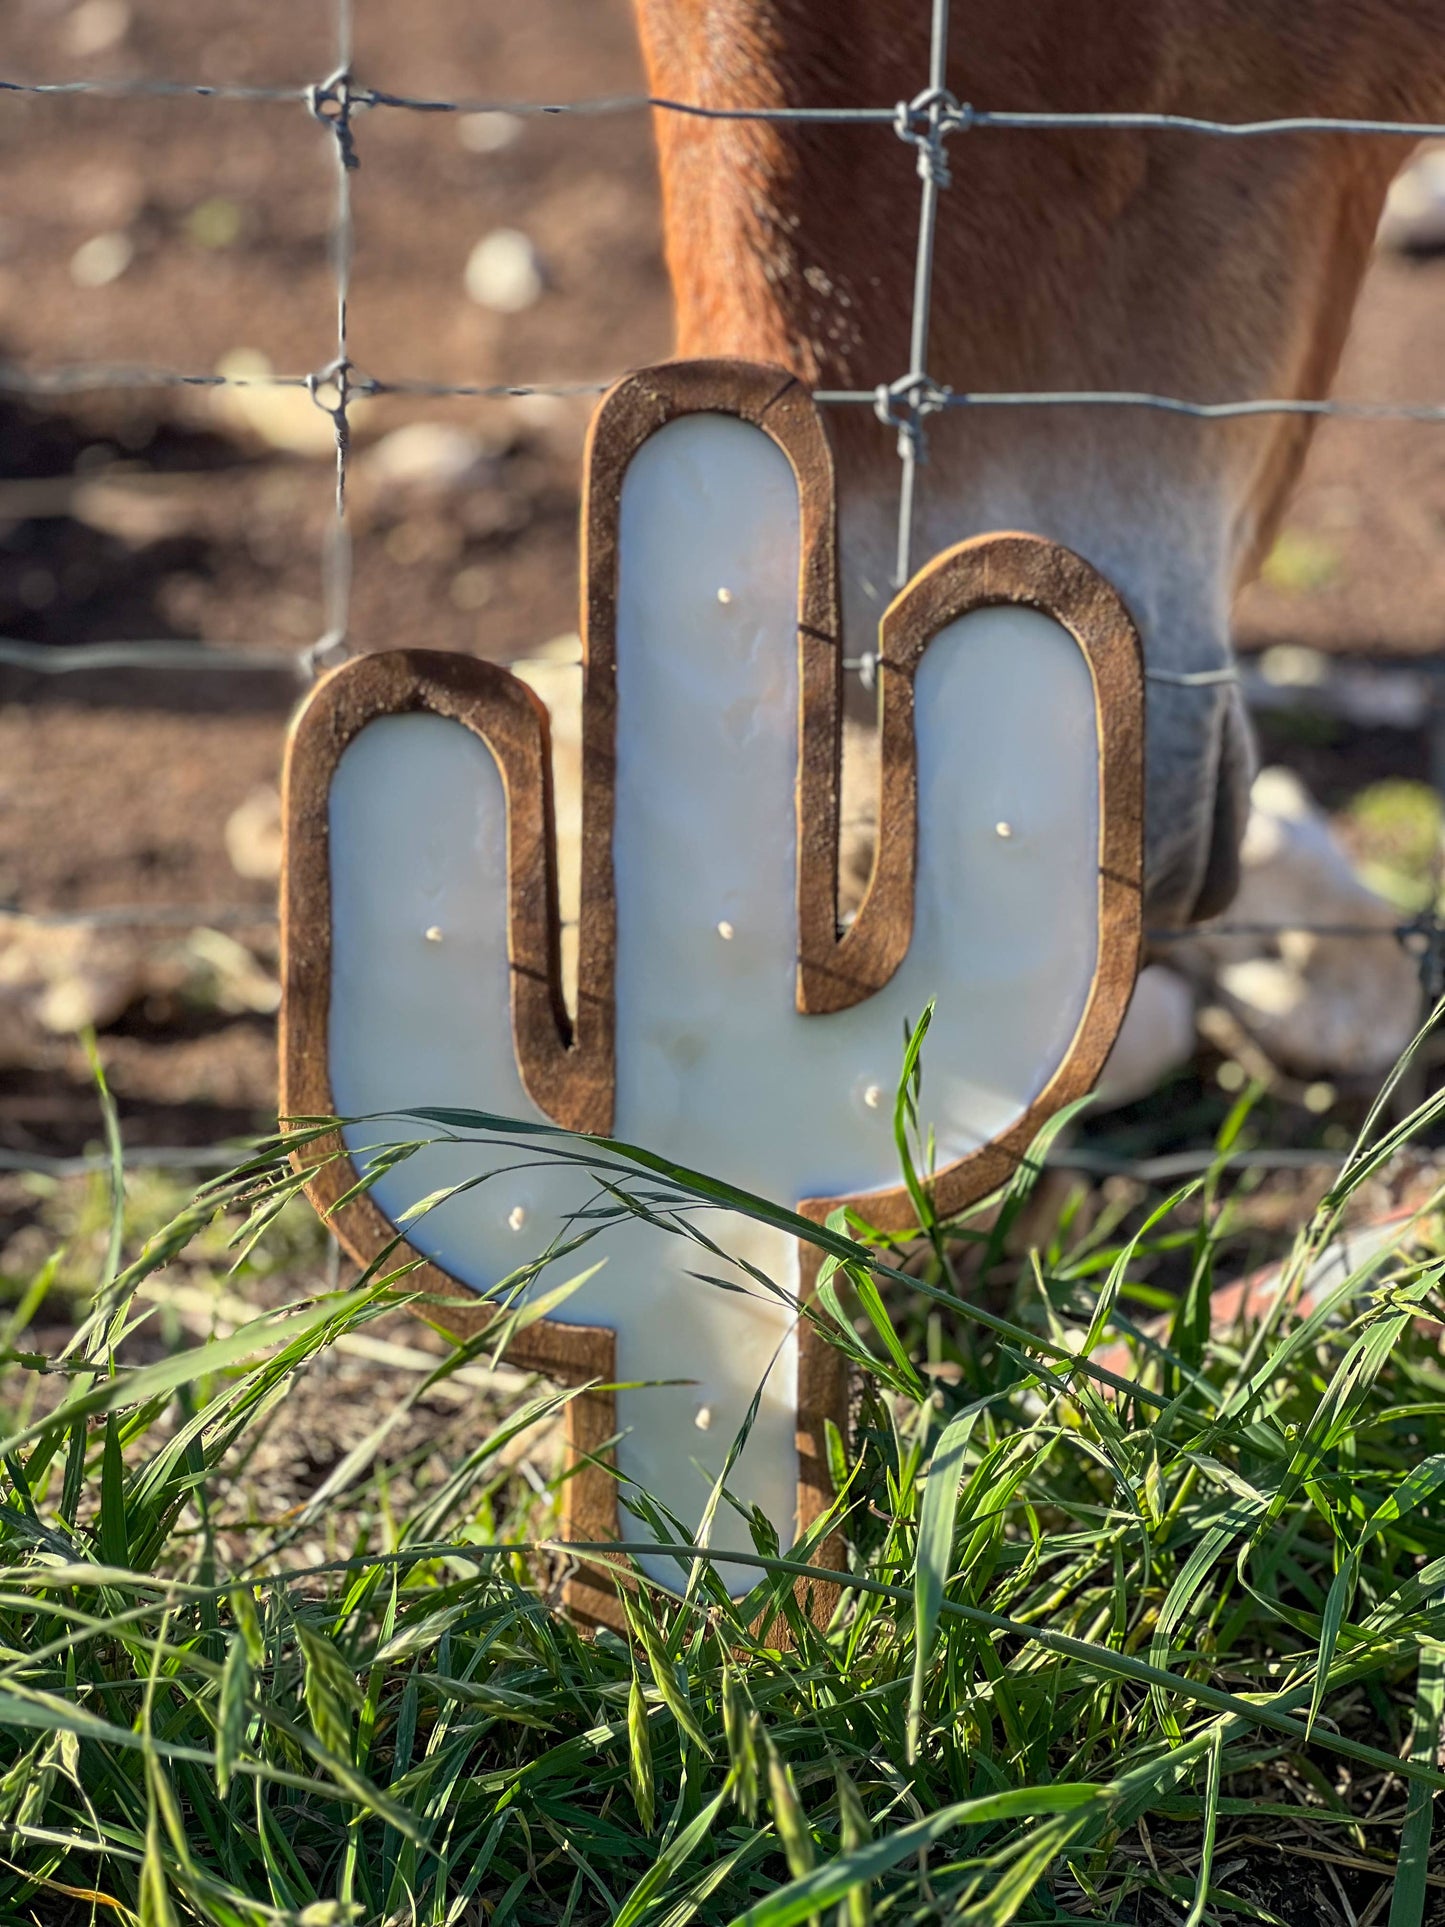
[{"x1": 4, "y1": 1026, "x2": 1445, "y2": 1925}]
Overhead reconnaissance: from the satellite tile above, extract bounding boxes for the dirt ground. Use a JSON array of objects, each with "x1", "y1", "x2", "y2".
[{"x1": 3, "y1": 0, "x2": 1445, "y2": 1187}]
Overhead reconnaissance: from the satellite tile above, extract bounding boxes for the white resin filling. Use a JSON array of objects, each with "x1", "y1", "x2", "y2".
[{"x1": 327, "y1": 413, "x2": 1100, "y2": 1590}]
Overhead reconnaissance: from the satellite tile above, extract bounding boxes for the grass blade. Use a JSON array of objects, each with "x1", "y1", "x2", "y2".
[
  {"x1": 214, "y1": 1633, "x2": 249, "y2": 1798},
  {"x1": 727, "y1": 1785, "x2": 1107, "y2": 1927},
  {"x1": 908, "y1": 1404, "x2": 980, "y2": 1762},
  {"x1": 1182, "y1": 1726, "x2": 1223, "y2": 1927},
  {"x1": 1390, "y1": 1641, "x2": 1445, "y2": 1927}
]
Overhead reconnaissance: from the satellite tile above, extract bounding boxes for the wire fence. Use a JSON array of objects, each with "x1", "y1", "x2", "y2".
[{"x1": 5, "y1": 9, "x2": 1445, "y2": 1178}]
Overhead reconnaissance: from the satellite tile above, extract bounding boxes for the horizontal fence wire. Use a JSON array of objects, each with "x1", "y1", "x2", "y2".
[
  {"x1": 0, "y1": 638, "x2": 306, "y2": 676},
  {"x1": 1, "y1": 903, "x2": 278, "y2": 929},
  {"x1": 5, "y1": 42, "x2": 1445, "y2": 1179},
  {"x1": 0, "y1": 365, "x2": 609, "y2": 398},
  {"x1": 4, "y1": 358, "x2": 1445, "y2": 423},
  {"x1": 6, "y1": 75, "x2": 1445, "y2": 139},
  {"x1": 4, "y1": 635, "x2": 1428, "y2": 708},
  {"x1": 0, "y1": 1143, "x2": 249, "y2": 1177},
  {"x1": 4, "y1": 68, "x2": 1445, "y2": 423},
  {"x1": 0, "y1": 638, "x2": 602, "y2": 681}
]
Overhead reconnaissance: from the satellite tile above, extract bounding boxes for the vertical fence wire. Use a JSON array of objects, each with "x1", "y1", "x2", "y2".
[
  {"x1": 304, "y1": 0, "x2": 358, "y2": 675},
  {"x1": 6, "y1": 6, "x2": 1445, "y2": 1167},
  {"x1": 889, "y1": 0, "x2": 954, "y2": 588}
]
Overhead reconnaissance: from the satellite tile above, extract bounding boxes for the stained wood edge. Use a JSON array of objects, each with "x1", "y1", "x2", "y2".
[
  {"x1": 281, "y1": 360, "x2": 854, "y2": 1633},
  {"x1": 279, "y1": 646, "x2": 623, "y2": 1623},
  {"x1": 575, "y1": 360, "x2": 851, "y2": 1629},
  {"x1": 805, "y1": 530, "x2": 1145, "y2": 1234},
  {"x1": 579, "y1": 358, "x2": 844, "y2": 1027},
  {"x1": 280, "y1": 387, "x2": 1141, "y2": 1634}
]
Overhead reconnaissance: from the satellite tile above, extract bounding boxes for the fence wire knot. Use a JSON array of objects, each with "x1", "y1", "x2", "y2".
[
  {"x1": 305, "y1": 353, "x2": 362, "y2": 677},
  {"x1": 874, "y1": 370, "x2": 951, "y2": 461},
  {"x1": 309, "y1": 67, "x2": 361, "y2": 169},
  {"x1": 894, "y1": 86, "x2": 971, "y2": 187},
  {"x1": 300, "y1": 632, "x2": 351, "y2": 678},
  {"x1": 306, "y1": 358, "x2": 361, "y2": 466}
]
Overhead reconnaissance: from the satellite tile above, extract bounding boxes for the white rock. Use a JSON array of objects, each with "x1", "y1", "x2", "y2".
[
  {"x1": 1173, "y1": 766, "x2": 1420, "y2": 1078},
  {"x1": 464, "y1": 229, "x2": 544, "y2": 314},
  {"x1": 449, "y1": 566, "x2": 494, "y2": 611},
  {"x1": 0, "y1": 914, "x2": 279, "y2": 1034},
  {"x1": 65, "y1": 0, "x2": 131, "y2": 56},
  {"x1": 520, "y1": 630, "x2": 583, "y2": 666},
  {"x1": 458, "y1": 111, "x2": 523, "y2": 154},
  {"x1": 209, "y1": 348, "x2": 346, "y2": 459},
  {"x1": 72, "y1": 477, "x2": 193, "y2": 547},
  {"x1": 225, "y1": 785, "x2": 283, "y2": 882},
  {"x1": 0, "y1": 914, "x2": 147, "y2": 1033},
  {"x1": 70, "y1": 231, "x2": 134, "y2": 290},
  {"x1": 360, "y1": 422, "x2": 493, "y2": 495},
  {"x1": 1095, "y1": 964, "x2": 1197, "y2": 1108}
]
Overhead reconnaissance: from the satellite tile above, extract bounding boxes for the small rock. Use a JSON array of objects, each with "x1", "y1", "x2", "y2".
[
  {"x1": 506, "y1": 390, "x2": 573, "y2": 439},
  {"x1": 1096, "y1": 964, "x2": 1196, "y2": 1108},
  {"x1": 464, "y1": 229, "x2": 545, "y2": 314},
  {"x1": 180, "y1": 927, "x2": 280, "y2": 1015},
  {"x1": 70, "y1": 231, "x2": 134, "y2": 290},
  {"x1": 72, "y1": 478, "x2": 194, "y2": 546},
  {"x1": 210, "y1": 348, "x2": 344, "y2": 459},
  {"x1": 1173, "y1": 767, "x2": 1420, "y2": 1078},
  {"x1": 64, "y1": 0, "x2": 131, "y2": 56},
  {"x1": 0, "y1": 914, "x2": 147, "y2": 1034},
  {"x1": 458, "y1": 111, "x2": 523, "y2": 154},
  {"x1": 225, "y1": 785, "x2": 283, "y2": 882},
  {"x1": 450, "y1": 565, "x2": 494, "y2": 611},
  {"x1": 360, "y1": 421, "x2": 495, "y2": 496}
]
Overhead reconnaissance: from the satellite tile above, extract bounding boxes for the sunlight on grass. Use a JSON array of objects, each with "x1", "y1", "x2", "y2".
[{"x1": 1, "y1": 1023, "x2": 1445, "y2": 1924}]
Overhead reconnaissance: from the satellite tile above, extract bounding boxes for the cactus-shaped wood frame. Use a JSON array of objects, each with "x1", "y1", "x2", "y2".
[{"x1": 281, "y1": 359, "x2": 1144, "y2": 1630}]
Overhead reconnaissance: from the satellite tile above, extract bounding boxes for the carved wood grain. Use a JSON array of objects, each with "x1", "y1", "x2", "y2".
[
  {"x1": 813, "y1": 530, "x2": 1146, "y2": 1232},
  {"x1": 280, "y1": 359, "x2": 1143, "y2": 1635},
  {"x1": 279, "y1": 649, "x2": 625, "y2": 1623}
]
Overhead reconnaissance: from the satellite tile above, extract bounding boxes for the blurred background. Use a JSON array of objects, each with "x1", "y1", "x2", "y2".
[{"x1": 5, "y1": 0, "x2": 1445, "y2": 1260}]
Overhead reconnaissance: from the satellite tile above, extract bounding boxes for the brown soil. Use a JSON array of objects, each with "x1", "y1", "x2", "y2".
[
  {"x1": 1, "y1": 0, "x2": 1444, "y2": 1177},
  {"x1": 3, "y1": 28, "x2": 1445, "y2": 1912}
]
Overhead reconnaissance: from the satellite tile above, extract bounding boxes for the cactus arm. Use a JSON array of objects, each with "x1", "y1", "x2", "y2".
[{"x1": 280, "y1": 361, "x2": 1144, "y2": 1626}]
